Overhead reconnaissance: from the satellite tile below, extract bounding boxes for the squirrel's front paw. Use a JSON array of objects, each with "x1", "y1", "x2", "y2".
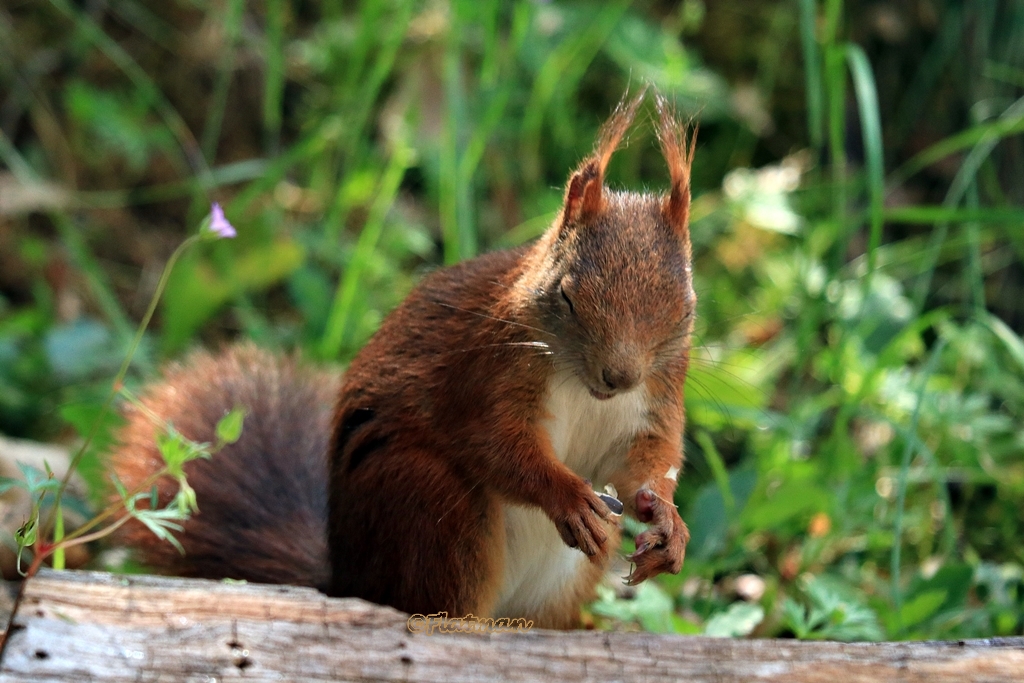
[
  {"x1": 552, "y1": 486, "x2": 613, "y2": 562},
  {"x1": 626, "y1": 487, "x2": 688, "y2": 585}
]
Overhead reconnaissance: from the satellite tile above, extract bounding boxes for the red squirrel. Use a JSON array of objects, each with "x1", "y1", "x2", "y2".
[{"x1": 111, "y1": 89, "x2": 697, "y2": 628}]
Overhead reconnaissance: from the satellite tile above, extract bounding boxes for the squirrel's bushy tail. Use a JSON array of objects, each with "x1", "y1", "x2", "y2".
[{"x1": 110, "y1": 345, "x2": 337, "y2": 590}]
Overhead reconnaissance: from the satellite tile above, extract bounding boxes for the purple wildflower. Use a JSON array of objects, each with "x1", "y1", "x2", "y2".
[{"x1": 208, "y1": 202, "x2": 236, "y2": 238}]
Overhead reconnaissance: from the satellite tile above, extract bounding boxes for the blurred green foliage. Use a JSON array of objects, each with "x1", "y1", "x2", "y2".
[{"x1": 1, "y1": 0, "x2": 1023, "y2": 641}]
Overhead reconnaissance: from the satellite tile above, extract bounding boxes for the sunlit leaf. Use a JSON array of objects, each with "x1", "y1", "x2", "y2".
[
  {"x1": 704, "y1": 602, "x2": 764, "y2": 637},
  {"x1": 215, "y1": 407, "x2": 245, "y2": 446}
]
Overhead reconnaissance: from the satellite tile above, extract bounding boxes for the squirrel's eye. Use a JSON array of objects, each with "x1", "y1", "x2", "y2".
[{"x1": 560, "y1": 283, "x2": 576, "y2": 315}]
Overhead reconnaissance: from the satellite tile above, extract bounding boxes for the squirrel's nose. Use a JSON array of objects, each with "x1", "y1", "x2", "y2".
[{"x1": 602, "y1": 366, "x2": 640, "y2": 392}]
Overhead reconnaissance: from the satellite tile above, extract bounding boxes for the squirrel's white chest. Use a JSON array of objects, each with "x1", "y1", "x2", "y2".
[
  {"x1": 495, "y1": 371, "x2": 649, "y2": 620},
  {"x1": 541, "y1": 371, "x2": 649, "y2": 482}
]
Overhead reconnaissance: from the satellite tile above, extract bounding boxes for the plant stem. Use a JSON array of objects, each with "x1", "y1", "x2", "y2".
[
  {"x1": 59, "y1": 469, "x2": 169, "y2": 546},
  {"x1": 43, "y1": 235, "x2": 202, "y2": 543},
  {"x1": 890, "y1": 338, "x2": 947, "y2": 635},
  {"x1": 56, "y1": 516, "x2": 134, "y2": 551},
  {"x1": 52, "y1": 501, "x2": 65, "y2": 570}
]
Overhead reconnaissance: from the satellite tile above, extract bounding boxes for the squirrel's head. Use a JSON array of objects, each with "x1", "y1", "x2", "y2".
[{"x1": 519, "y1": 89, "x2": 697, "y2": 400}]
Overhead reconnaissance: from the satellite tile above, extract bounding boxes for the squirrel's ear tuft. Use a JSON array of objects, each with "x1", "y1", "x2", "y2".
[
  {"x1": 655, "y1": 93, "x2": 698, "y2": 237},
  {"x1": 562, "y1": 160, "x2": 602, "y2": 229},
  {"x1": 560, "y1": 87, "x2": 646, "y2": 230}
]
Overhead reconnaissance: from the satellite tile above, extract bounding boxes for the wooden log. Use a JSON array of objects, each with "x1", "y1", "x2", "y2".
[{"x1": 1, "y1": 570, "x2": 1022, "y2": 682}]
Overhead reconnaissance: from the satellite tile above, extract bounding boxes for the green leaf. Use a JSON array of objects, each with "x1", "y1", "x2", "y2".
[
  {"x1": 590, "y1": 582, "x2": 676, "y2": 633},
  {"x1": 156, "y1": 426, "x2": 190, "y2": 475},
  {"x1": 670, "y1": 615, "x2": 703, "y2": 635},
  {"x1": 907, "y1": 563, "x2": 973, "y2": 616},
  {"x1": 156, "y1": 424, "x2": 211, "y2": 477},
  {"x1": 895, "y1": 590, "x2": 948, "y2": 631},
  {"x1": 43, "y1": 318, "x2": 119, "y2": 382},
  {"x1": 741, "y1": 478, "x2": 830, "y2": 530},
  {"x1": 704, "y1": 602, "x2": 764, "y2": 637},
  {"x1": 215, "y1": 407, "x2": 245, "y2": 446},
  {"x1": 111, "y1": 473, "x2": 129, "y2": 501},
  {"x1": 798, "y1": 0, "x2": 823, "y2": 149},
  {"x1": 15, "y1": 515, "x2": 37, "y2": 547},
  {"x1": 686, "y1": 467, "x2": 756, "y2": 562},
  {"x1": 790, "y1": 575, "x2": 885, "y2": 641},
  {"x1": 174, "y1": 480, "x2": 199, "y2": 514},
  {"x1": 16, "y1": 462, "x2": 60, "y2": 495},
  {"x1": 782, "y1": 597, "x2": 811, "y2": 638},
  {"x1": 14, "y1": 511, "x2": 38, "y2": 575},
  {"x1": 131, "y1": 507, "x2": 186, "y2": 554},
  {"x1": 64, "y1": 80, "x2": 173, "y2": 172}
]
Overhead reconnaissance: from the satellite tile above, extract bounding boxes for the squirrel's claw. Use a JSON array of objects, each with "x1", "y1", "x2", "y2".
[
  {"x1": 553, "y1": 486, "x2": 614, "y2": 562},
  {"x1": 625, "y1": 487, "x2": 689, "y2": 584}
]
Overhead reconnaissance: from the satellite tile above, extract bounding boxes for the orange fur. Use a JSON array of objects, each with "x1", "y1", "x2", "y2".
[
  {"x1": 561, "y1": 88, "x2": 646, "y2": 228},
  {"x1": 110, "y1": 345, "x2": 337, "y2": 589},
  {"x1": 654, "y1": 92, "x2": 698, "y2": 240},
  {"x1": 111, "y1": 88, "x2": 698, "y2": 629}
]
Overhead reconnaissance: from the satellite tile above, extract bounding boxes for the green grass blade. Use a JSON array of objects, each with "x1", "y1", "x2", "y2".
[
  {"x1": 912, "y1": 95, "x2": 1024, "y2": 313},
  {"x1": 883, "y1": 206, "x2": 1024, "y2": 224},
  {"x1": 845, "y1": 44, "x2": 885, "y2": 294},
  {"x1": 106, "y1": 0, "x2": 180, "y2": 52},
  {"x1": 798, "y1": 0, "x2": 823, "y2": 150},
  {"x1": 348, "y1": 2, "x2": 414, "y2": 147},
  {"x1": 891, "y1": 5, "x2": 961, "y2": 146},
  {"x1": 890, "y1": 337, "x2": 947, "y2": 636},
  {"x1": 230, "y1": 127, "x2": 329, "y2": 213},
  {"x1": 0, "y1": 128, "x2": 36, "y2": 181},
  {"x1": 341, "y1": 1, "x2": 385, "y2": 95},
  {"x1": 322, "y1": 1, "x2": 413, "y2": 243},
  {"x1": 72, "y1": 159, "x2": 269, "y2": 209},
  {"x1": 965, "y1": 183, "x2": 985, "y2": 313},
  {"x1": 825, "y1": 43, "x2": 847, "y2": 234},
  {"x1": 519, "y1": 1, "x2": 629, "y2": 184},
  {"x1": 890, "y1": 108, "x2": 1024, "y2": 189},
  {"x1": 263, "y1": 0, "x2": 286, "y2": 155},
  {"x1": 200, "y1": 0, "x2": 244, "y2": 162},
  {"x1": 320, "y1": 141, "x2": 414, "y2": 359},
  {"x1": 695, "y1": 431, "x2": 735, "y2": 514},
  {"x1": 984, "y1": 60, "x2": 1024, "y2": 88},
  {"x1": 823, "y1": 0, "x2": 843, "y2": 46},
  {"x1": 440, "y1": 28, "x2": 473, "y2": 265},
  {"x1": 980, "y1": 312, "x2": 1024, "y2": 374},
  {"x1": 496, "y1": 211, "x2": 559, "y2": 248}
]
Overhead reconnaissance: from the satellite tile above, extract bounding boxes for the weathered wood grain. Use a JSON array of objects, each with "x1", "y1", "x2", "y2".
[{"x1": 1, "y1": 570, "x2": 1022, "y2": 682}]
